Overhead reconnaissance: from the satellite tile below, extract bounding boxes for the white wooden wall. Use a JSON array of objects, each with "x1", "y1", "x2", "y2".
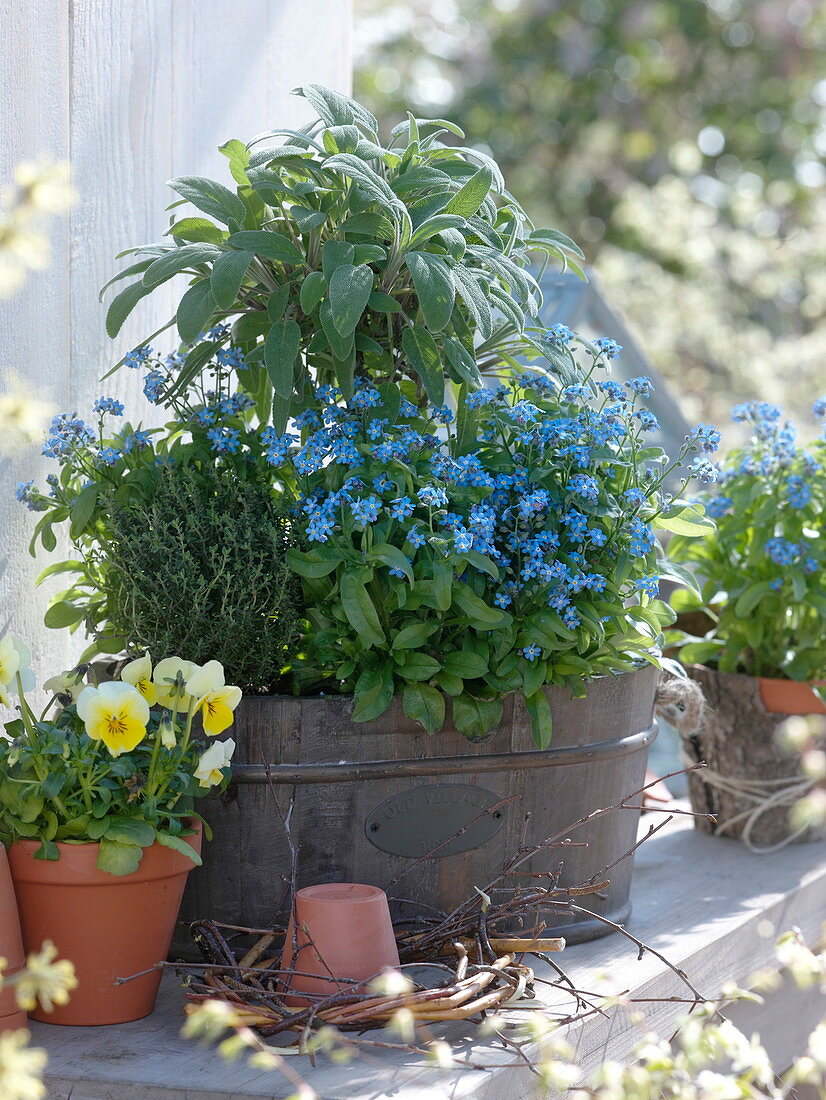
[{"x1": 0, "y1": 0, "x2": 352, "y2": 690}]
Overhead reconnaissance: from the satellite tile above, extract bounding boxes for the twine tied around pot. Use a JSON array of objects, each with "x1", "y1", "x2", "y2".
[
  {"x1": 654, "y1": 673, "x2": 707, "y2": 736},
  {"x1": 654, "y1": 672, "x2": 819, "y2": 855},
  {"x1": 691, "y1": 768, "x2": 815, "y2": 854}
]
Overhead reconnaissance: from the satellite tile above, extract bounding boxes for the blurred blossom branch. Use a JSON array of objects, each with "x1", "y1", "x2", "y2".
[
  {"x1": 0, "y1": 161, "x2": 74, "y2": 299},
  {"x1": 0, "y1": 161, "x2": 73, "y2": 454},
  {"x1": 0, "y1": 375, "x2": 54, "y2": 456},
  {"x1": 0, "y1": 941, "x2": 76, "y2": 1100},
  {"x1": 780, "y1": 714, "x2": 826, "y2": 831},
  {"x1": 181, "y1": 932, "x2": 826, "y2": 1099}
]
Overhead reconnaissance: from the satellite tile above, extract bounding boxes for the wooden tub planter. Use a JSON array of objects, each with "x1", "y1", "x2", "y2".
[{"x1": 181, "y1": 666, "x2": 659, "y2": 945}]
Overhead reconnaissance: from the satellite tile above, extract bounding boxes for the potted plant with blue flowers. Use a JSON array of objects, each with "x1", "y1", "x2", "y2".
[
  {"x1": 666, "y1": 398, "x2": 826, "y2": 851},
  {"x1": 19, "y1": 85, "x2": 718, "y2": 941}
]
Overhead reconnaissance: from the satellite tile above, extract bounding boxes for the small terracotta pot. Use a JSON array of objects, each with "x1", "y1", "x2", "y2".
[
  {"x1": 9, "y1": 822, "x2": 201, "y2": 1026},
  {"x1": 0, "y1": 846, "x2": 27, "y2": 1032},
  {"x1": 280, "y1": 883, "x2": 400, "y2": 1004},
  {"x1": 758, "y1": 676, "x2": 826, "y2": 716}
]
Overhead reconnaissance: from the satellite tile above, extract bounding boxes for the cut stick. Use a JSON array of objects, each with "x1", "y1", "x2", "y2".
[
  {"x1": 239, "y1": 934, "x2": 276, "y2": 969},
  {"x1": 440, "y1": 936, "x2": 565, "y2": 955}
]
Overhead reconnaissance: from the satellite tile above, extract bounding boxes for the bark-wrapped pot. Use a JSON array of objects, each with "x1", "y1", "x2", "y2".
[
  {"x1": 683, "y1": 665, "x2": 826, "y2": 851},
  {"x1": 181, "y1": 667, "x2": 657, "y2": 947}
]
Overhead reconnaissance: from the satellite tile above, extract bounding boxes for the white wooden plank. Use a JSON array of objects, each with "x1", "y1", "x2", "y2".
[
  {"x1": 1, "y1": 0, "x2": 353, "y2": 716},
  {"x1": 268, "y1": 0, "x2": 354, "y2": 116},
  {"x1": 0, "y1": 0, "x2": 75, "y2": 679},
  {"x1": 68, "y1": 0, "x2": 176, "y2": 404},
  {"x1": 34, "y1": 816, "x2": 826, "y2": 1100}
]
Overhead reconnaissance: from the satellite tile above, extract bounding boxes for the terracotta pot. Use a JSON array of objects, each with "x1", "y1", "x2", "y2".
[
  {"x1": 9, "y1": 822, "x2": 201, "y2": 1026},
  {"x1": 0, "y1": 846, "x2": 27, "y2": 1032},
  {"x1": 758, "y1": 676, "x2": 826, "y2": 716},
  {"x1": 281, "y1": 883, "x2": 400, "y2": 1004}
]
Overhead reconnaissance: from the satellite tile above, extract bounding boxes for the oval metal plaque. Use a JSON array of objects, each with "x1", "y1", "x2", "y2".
[{"x1": 364, "y1": 783, "x2": 506, "y2": 859}]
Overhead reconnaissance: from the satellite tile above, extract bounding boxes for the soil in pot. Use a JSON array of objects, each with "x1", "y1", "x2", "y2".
[{"x1": 9, "y1": 823, "x2": 201, "y2": 1026}]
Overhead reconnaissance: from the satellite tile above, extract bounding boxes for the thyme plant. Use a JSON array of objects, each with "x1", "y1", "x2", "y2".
[{"x1": 103, "y1": 467, "x2": 304, "y2": 692}]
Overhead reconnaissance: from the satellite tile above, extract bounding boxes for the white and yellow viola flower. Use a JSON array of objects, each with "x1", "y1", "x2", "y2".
[
  {"x1": 8, "y1": 637, "x2": 36, "y2": 693},
  {"x1": 43, "y1": 669, "x2": 84, "y2": 703},
  {"x1": 194, "y1": 738, "x2": 235, "y2": 788},
  {"x1": 0, "y1": 636, "x2": 21, "y2": 686},
  {"x1": 120, "y1": 652, "x2": 158, "y2": 706},
  {"x1": 186, "y1": 660, "x2": 242, "y2": 737},
  {"x1": 0, "y1": 636, "x2": 34, "y2": 692},
  {"x1": 76, "y1": 681, "x2": 149, "y2": 756},
  {"x1": 152, "y1": 656, "x2": 197, "y2": 709}
]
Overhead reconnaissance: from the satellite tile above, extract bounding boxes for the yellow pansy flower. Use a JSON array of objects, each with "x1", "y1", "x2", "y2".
[
  {"x1": 152, "y1": 656, "x2": 197, "y2": 709},
  {"x1": 76, "y1": 681, "x2": 149, "y2": 756},
  {"x1": 120, "y1": 653, "x2": 158, "y2": 706},
  {"x1": 186, "y1": 660, "x2": 242, "y2": 737},
  {"x1": 194, "y1": 738, "x2": 235, "y2": 788}
]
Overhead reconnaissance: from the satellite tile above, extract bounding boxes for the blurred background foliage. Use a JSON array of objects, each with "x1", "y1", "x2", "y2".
[{"x1": 354, "y1": 0, "x2": 826, "y2": 429}]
